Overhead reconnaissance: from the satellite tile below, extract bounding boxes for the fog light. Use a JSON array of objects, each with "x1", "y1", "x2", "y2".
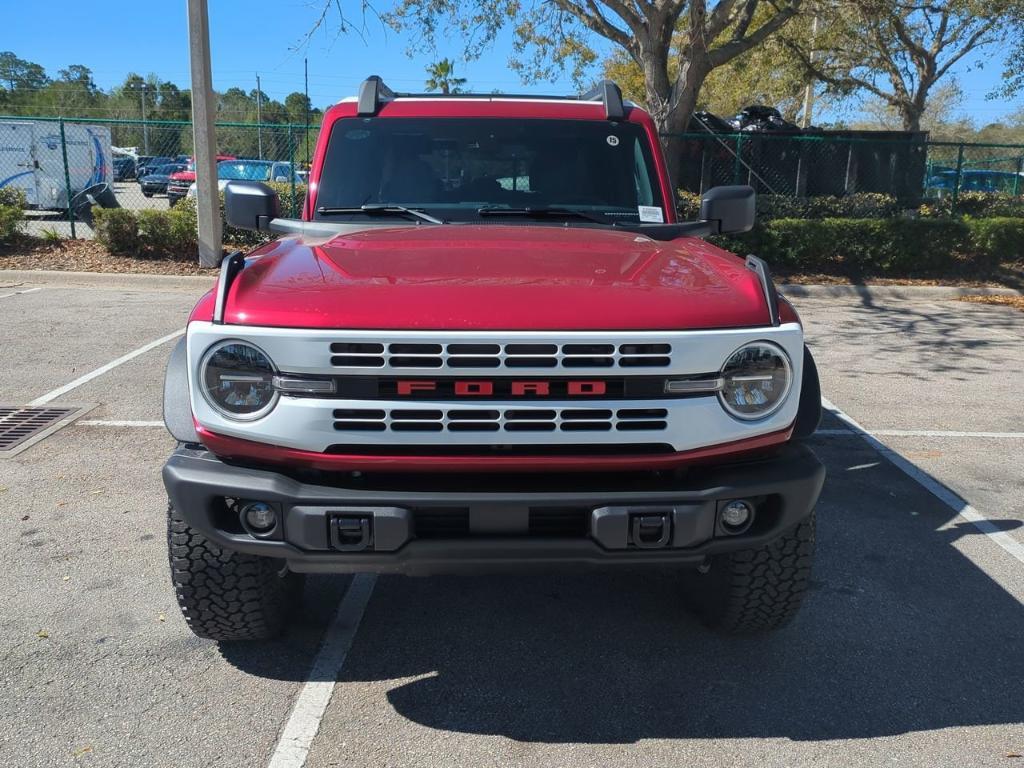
[
  {"x1": 242, "y1": 501, "x2": 277, "y2": 532},
  {"x1": 720, "y1": 500, "x2": 753, "y2": 531}
]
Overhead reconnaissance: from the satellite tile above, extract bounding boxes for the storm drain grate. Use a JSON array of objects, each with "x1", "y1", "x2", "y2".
[{"x1": 0, "y1": 406, "x2": 81, "y2": 454}]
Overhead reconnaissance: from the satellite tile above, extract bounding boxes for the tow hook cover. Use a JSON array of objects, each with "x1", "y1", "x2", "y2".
[
  {"x1": 330, "y1": 516, "x2": 373, "y2": 551},
  {"x1": 591, "y1": 504, "x2": 714, "y2": 549},
  {"x1": 631, "y1": 514, "x2": 672, "y2": 548}
]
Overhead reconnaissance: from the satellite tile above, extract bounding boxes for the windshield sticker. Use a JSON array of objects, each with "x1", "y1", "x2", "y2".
[
  {"x1": 638, "y1": 205, "x2": 664, "y2": 223},
  {"x1": 606, "y1": 135, "x2": 620, "y2": 147}
]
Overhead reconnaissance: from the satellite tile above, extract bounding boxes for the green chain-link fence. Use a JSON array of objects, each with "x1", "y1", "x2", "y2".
[
  {"x1": 3, "y1": 116, "x2": 1023, "y2": 240},
  {"x1": 667, "y1": 132, "x2": 1024, "y2": 210},
  {"x1": 0, "y1": 115, "x2": 316, "y2": 238}
]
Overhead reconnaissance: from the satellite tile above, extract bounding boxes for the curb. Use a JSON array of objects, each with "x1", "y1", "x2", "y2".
[
  {"x1": 0, "y1": 269, "x2": 215, "y2": 292},
  {"x1": 779, "y1": 284, "x2": 1024, "y2": 300}
]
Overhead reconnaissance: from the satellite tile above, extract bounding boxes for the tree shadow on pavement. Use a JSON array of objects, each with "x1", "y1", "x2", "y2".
[{"x1": 222, "y1": 438, "x2": 1024, "y2": 743}]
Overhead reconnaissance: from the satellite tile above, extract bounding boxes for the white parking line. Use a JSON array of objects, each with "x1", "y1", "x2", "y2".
[
  {"x1": 0, "y1": 286, "x2": 42, "y2": 299},
  {"x1": 821, "y1": 396, "x2": 1024, "y2": 566},
  {"x1": 268, "y1": 574, "x2": 377, "y2": 768},
  {"x1": 818, "y1": 428, "x2": 1024, "y2": 438},
  {"x1": 29, "y1": 330, "x2": 184, "y2": 406}
]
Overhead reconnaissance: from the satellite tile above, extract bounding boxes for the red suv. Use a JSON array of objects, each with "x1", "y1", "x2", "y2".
[
  {"x1": 162, "y1": 77, "x2": 824, "y2": 641},
  {"x1": 166, "y1": 154, "x2": 236, "y2": 206}
]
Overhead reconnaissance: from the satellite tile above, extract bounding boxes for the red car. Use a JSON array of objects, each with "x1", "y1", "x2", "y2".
[
  {"x1": 162, "y1": 77, "x2": 824, "y2": 641},
  {"x1": 166, "y1": 154, "x2": 236, "y2": 206}
]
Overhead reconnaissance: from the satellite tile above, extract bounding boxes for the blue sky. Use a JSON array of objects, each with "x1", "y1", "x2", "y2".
[{"x1": 5, "y1": 0, "x2": 1021, "y2": 124}]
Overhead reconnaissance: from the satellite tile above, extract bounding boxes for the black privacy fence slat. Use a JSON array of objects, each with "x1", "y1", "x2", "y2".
[
  {"x1": 0, "y1": 115, "x2": 316, "y2": 238},
  {"x1": 665, "y1": 131, "x2": 1024, "y2": 209}
]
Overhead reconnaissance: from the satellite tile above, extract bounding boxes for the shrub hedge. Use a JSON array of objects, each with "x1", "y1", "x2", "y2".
[
  {"x1": 93, "y1": 182, "x2": 306, "y2": 258},
  {"x1": 73, "y1": 181, "x2": 1024, "y2": 277},
  {"x1": 714, "y1": 216, "x2": 1024, "y2": 276},
  {"x1": 919, "y1": 192, "x2": 1024, "y2": 219},
  {"x1": 678, "y1": 191, "x2": 901, "y2": 221},
  {"x1": 0, "y1": 188, "x2": 25, "y2": 243}
]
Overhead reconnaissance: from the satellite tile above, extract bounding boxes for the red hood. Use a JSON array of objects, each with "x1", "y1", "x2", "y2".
[
  {"x1": 169, "y1": 170, "x2": 196, "y2": 182},
  {"x1": 222, "y1": 225, "x2": 771, "y2": 330}
]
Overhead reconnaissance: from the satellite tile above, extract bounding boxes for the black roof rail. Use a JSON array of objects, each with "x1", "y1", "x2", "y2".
[
  {"x1": 579, "y1": 80, "x2": 625, "y2": 120},
  {"x1": 357, "y1": 75, "x2": 395, "y2": 116},
  {"x1": 354, "y1": 75, "x2": 627, "y2": 119}
]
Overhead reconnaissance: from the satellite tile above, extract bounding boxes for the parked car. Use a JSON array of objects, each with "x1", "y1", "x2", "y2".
[
  {"x1": 166, "y1": 154, "x2": 238, "y2": 207},
  {"x1": 184, "y1": 159, "x2": 302, "y2": 200},
  {"x1": 925, "y1": 169, "x2": 1024, "y2": 197},
  {"x1": 161, "y1": 76, "x2": 825, "y2": 643},
  {"x1": 113, "y1": 156, "x2": 137, "y2": 181},
  {"x1": 137, "y1": 156, "x2": 174, "y2": 179},
  {"x1": 139, "y1": 163, "x2": 187, "y2": 197}
]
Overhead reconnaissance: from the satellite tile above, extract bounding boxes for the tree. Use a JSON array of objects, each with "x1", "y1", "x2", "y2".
[
  {"x1": 603, "y1": 10, "x2": 831, "y2": 123},
  {"x1": 373, "y1": 0, "x2": 804, "y2": 177},
  {"x1": 425, "y1": 59, "x2": 467, "y2": 94},
  {"x1": 789, "y1": 0, "x2": 1024, "y2": 132},
  {"x1": 284, "y1": 92, "x2": 312, "y2": 125},
  {"x1": 0, "y1": 51, "x2": 49, "y2": 91}
]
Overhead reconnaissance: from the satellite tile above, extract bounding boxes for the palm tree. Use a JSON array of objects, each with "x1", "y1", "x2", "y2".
[{"x1": 425, "y1": 59, "x2": 467, "y2": 94}]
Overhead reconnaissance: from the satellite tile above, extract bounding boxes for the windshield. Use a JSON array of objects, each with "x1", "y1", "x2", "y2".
[
  {"x1": 314, "y1": 117, "x2": 664, "y2": 224},
  {"x1": 154, "y1": 164, "x2": 183, "y2": 175},
  {"x1": 218, "y1": 161, "x2": 273, "y2": 181}
]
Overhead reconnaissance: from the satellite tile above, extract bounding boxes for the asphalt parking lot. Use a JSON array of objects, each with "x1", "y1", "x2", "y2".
[{"x1": 1, "y1": 273, "x2": 1022, "y2": 767}]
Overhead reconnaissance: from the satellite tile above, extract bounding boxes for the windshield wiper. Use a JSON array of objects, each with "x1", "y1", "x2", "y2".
[
  {"x1": 476, "y1": 206, "x2": 611, "y2": 226},
  {"x1": 317, "y1": 204, "x2": 445, "y2": 224}
]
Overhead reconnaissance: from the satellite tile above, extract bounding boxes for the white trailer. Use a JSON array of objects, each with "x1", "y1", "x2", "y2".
[{"x1": 0, "y1": 121, "x2": 113, "y2": 209}]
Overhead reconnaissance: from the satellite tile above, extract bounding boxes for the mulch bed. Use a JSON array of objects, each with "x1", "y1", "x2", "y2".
[
  {"x1": 0, "y1": 239, "x2": 217, "y2": 276},
  {"x1": 959, "y1": 295, "x2": 1024, "y2": 311}
]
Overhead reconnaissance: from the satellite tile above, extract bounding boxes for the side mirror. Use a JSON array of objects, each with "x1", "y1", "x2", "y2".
[
  {"x1": 700, "y1": 185, "x2": 755, "y2": 234},
  {"x1": 224, "y1": 181, "x2": 280, "y2": 231}
]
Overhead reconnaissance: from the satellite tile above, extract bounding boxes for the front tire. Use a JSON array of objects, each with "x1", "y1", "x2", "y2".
[
  {"x1": 167, "y1": 502, "x2": 303, "y2": 641},
  {"x1": 682, "y1": 512, "x2": 816, "y2": 633}
]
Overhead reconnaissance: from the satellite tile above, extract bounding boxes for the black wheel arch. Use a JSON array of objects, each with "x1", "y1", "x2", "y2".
[
  {"x1": 164, "y1": 336, "x2": 199, "y2": 443},
  {"x1": 792, "y1": 345, "x2": 822, "y2": 440}
]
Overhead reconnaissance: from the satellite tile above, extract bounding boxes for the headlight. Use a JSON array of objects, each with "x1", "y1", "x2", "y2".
[
  {"x1": 718, "y1": 341, "x2": 792, "y2": 420},
  {"x1": 200, "y1": 340, "x2": 278, "y2": 420}
]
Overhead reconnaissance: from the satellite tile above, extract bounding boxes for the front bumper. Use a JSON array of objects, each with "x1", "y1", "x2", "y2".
[{"x1": 163, "y1": 443, "x2": 825, "y2": 575}]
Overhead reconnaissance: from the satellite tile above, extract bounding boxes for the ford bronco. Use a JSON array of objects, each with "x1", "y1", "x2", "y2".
[{"x1": 162, "y1": 77, "x2": 825, "y2": 641}]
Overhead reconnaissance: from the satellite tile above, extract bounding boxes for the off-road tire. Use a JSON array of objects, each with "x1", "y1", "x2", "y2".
[
  {"x1": 167, "y1": 502, "x2": 303, "y2": 641},
  {"x1": 682, "y1": 512, "x2": 815, "y2": 633}
]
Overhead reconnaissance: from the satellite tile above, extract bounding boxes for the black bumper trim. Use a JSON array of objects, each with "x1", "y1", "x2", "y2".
[{"x1": 162, "y1": 443, "x2": 825, "y2": 575}]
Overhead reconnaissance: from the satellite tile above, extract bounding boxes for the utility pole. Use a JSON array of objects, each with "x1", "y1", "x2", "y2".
[
  {"x1": 187, "y1": 0, "x2": 223, "y2": 268},
  {"x1": 800, "y1": 15, "x2": 820, "y2": 129},
  {"x1": 139, "y1": 83, "x2": 150, "y2": 154},
  {"x1": 304, "y1": 58, "x2": 310, "y2": 167},
  {"x1": 256, "y1": 73, "x2": 263, "y2": 159}
]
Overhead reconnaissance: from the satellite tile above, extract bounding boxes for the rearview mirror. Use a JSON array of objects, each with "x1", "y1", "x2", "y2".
[
  {"x1": 224, "y1": 181, "x2": 280, "y2": 232},
  {"x1": 700, "y1": 185, "x2": 755, "y2": 234}
]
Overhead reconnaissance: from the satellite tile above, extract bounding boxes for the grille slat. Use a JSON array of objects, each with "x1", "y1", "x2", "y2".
[
  {"x1": 329, "y1": 340, "x2": 673, "y2": 370},
  {"x1": 333, "y1": 407, "x2": 667, "y2": 433}
]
